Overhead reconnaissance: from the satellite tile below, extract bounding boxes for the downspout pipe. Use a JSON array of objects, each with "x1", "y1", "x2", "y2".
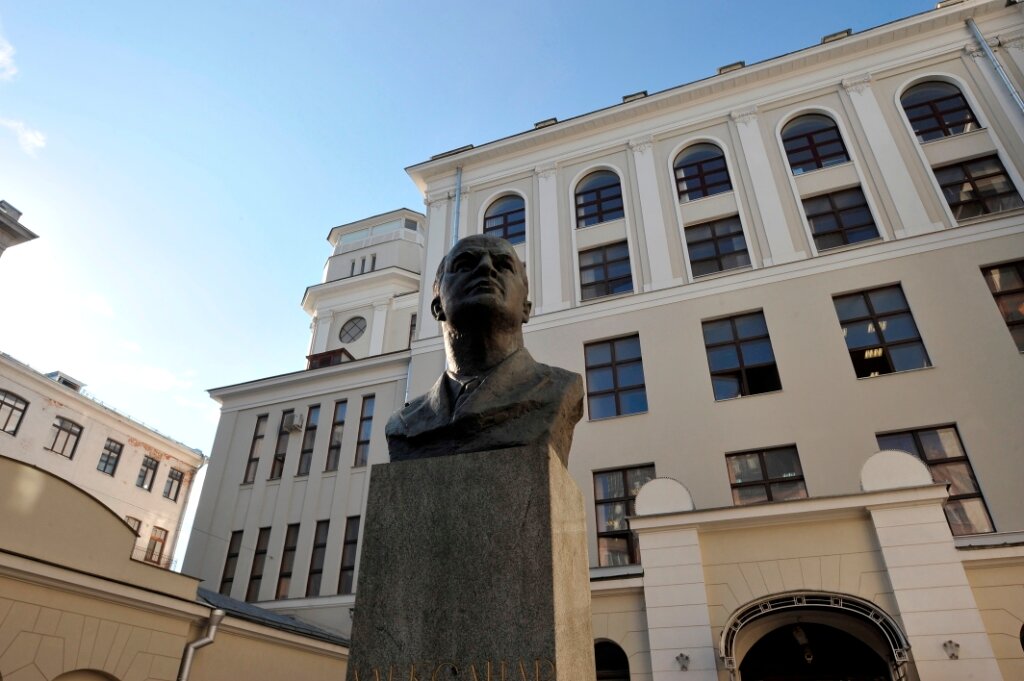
[
  {"x1": 966, "y1": 17, "x2": 1024, "y2": 116},
  {"x1": 451, "y1": 165, "x2": 463, "y2": 249},
  {"x1": 177, "y1": 608, "x2": 225, "y2": 681}
]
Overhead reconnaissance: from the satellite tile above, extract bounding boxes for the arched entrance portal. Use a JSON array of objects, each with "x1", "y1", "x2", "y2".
[
  {"x1": 720, "y1": 591, "x2": 910, "y2": 681},
  {"x1": 594, "y1": 640, "x2": 629, "y2": 681},
  {"x1": 741, "y1": 622, "x2": 889, "y2": 680}
]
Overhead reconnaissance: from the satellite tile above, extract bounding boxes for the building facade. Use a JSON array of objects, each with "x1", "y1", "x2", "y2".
[
  {"x1": 185, "y1": 1, "x2": 1024, "y2": 679},
  {"x1": 0, "y1": 352, "x2": 205, "y2": 568},
  {"x1": 0, "y1": 200, "x2": 37, "y2": 259}
]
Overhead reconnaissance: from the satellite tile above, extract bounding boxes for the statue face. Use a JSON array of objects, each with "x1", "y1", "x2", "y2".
[{"x1": 432, "y1": 235, "x2": 530, "y2": 331}]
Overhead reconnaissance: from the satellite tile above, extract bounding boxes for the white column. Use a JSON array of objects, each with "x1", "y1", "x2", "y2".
[
  {"x1": 869, "y1": 496, "x2": 1002, "y2": 680},
  {"x1": 629, "y1": 137, "x2": 677, "y2": 291},
  {"x1": 842, "y1": 74, "x2": 938, "y2": 236},
  {"x1": 419, "y1": 193, "x2": 451, "y2": 340},
  {"x1": 730, "y1": 107, "x2": 803, "y2": 265},
  {"x1": 368, "y1": 300, "x2": 389, "y2": 356},
  {"x1": 310, "y1": 314, "x2": 334, "y2": 354},
  {"x1": 535, "y1": 164, "x2": 567, "y2": 314}
]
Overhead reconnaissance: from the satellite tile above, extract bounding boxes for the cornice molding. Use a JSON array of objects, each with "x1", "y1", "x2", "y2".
[
  {"x1": 729, "y1": 107, "x2": 759, "y2": 124},
  {"x1": 841, "y1": 73, "x2": 873, "y2": 94},
  {"x1": 628, "y1": 136, "x2": 654, "y2": 154}
]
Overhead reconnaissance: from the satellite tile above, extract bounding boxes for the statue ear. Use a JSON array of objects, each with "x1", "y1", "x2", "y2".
[
  {"x1": 431, "y1": 296, "x2": 445, "y2": 322},
  {"x1": 522, "y1": 299, "x2": 532, "y2": 324}
]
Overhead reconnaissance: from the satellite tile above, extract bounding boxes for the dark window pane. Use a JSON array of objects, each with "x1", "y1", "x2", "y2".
[{"x1": 889, "y1": 343, "x2": 930, "y2": 371}]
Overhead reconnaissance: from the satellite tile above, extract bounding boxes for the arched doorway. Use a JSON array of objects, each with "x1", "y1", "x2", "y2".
[
  {"x1": 594, "y1": 640, "x2": 629, "y2": 681},
  {"x1": 740, "y1": 622, "x2": 888, "y2": 680},
  {"x1": 720, "y1": 591, "x2": 910, "y2": 681}
]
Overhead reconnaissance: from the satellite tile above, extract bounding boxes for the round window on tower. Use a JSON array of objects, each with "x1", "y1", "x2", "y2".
[{"x1": 339, "y1": 316, "x2": 367, "y2": 343}]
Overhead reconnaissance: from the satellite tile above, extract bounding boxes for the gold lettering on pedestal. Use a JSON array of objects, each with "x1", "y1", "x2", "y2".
[
  {"x1": 357, "y1": 658, "x2": 555, "y2": 681},
  {"x1": 408, "y1": 663, "x2": 423, "y2": 681},
  {"x1": 535, "y1": 659, "x2": 556, "y2": 681},
  {"x1": 432, "y1": 662, "x2": 458, "y2": 680},
  {"x1": 517, "y1": 660, "x2": 530, "y2": 681}
]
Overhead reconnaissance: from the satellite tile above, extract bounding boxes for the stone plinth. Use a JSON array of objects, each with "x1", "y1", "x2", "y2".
[{"x1": 346, "y1": 445, "x2": 595, "y2": 681}]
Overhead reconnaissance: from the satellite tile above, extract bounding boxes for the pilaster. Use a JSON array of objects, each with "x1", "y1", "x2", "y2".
[
  {"x1": 535, "y1": 164, "x2": 568, "y2": 313},
  {"x1": 420, "y1": 193, "x2": 451, "y2": 340},
  {"x1": 629, "y1": 137, "x2": 677, "y2": 291},
  {"x1": 367, "y1": 300, "x2": 390, "y2": 356}
]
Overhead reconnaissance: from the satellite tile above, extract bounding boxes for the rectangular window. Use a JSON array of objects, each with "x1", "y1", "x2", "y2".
[
  {"x1": 145, "y1": 526, "x2": 168, "y2": 565},
  {"x1": 408, "y1": 313, "x2": 418, "y2": 348},
  {"x1": 219, "y1": 530, "x2": 243, "y2": 596},
  {"x1": 584, "y1": 335, "x2": 648, "y2": 419},
  {"x1": 578, "y1": 241, "x2": 633, "y2": 300},
  {"x1": 275, "y1": 524, "x2": 300, "y2": 599},
  {"x1": 802, "y1": 187, "x2": 879, "y2": 251},
  {"x1": 306, "y1": 520, "x2": 330, "y2": 597},
  {"x1": 353, "y1": 395, "x2": 374, "y2": 467},
  {"x1": 726, "y1": 446, "x2": 808, "y2": 505},
  {"x1": 97, "y1": 438, "x2": 123, "y2": 476},
  {"x1": 877, "y1": 426, "x2": 994, "y2": 535},
  {"x1": 594, "y1": 465, "x2": 655, "y2": 566},
  {"x1": 243, "y1": 415, "x2": 268, "y2": 484},
  {"x1": 137, "y1": 456, "x2": 159, "y2": 491},
  {"x1": 325, "y1": 401, "x2": 348, "y2": 472},
  {"x1": 0, "y1": 390, "x2": 28, "y2": 435},
  {"x1": 269, "y1": 410, "x2": 292, "y2": 480},
  {"x1": 685, "y1": 216, "x2": 751, "y2": 277},
  {"x1": 46, "y1": 417, "x2": 82, "y2": 458},
  {"x1": 981, "y1": 260, "x2": 1024, "y2": 351},
  {"x1": 933, "y1": 155, "x2": 1023, "y2": 220},
  {"x1": 246, "y1": 527, "x2": 271, "y2": 602},
  {"x1": 125, "y1": 516, "x2": 141, "y2": 534},
  {"x1": 833, "y1": 284, "x2": 930, "y2": 378},
  {"x1": 702, "y1": 311, "x2": 782, "y2": 400},
  {"x1": 163, "y1": 468, "x2": 184, "y2": 501},
  {"x1": 338, "y1": 516, "x2": 361, "y2": 595},
  {"x1": 297, "y1": 405, "x2": 320, "y2": 476}
]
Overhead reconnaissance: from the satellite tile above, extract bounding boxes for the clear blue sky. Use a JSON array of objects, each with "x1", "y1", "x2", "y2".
[{"x1": 0, "y1": 1, "x2": 931, "y2": 559}]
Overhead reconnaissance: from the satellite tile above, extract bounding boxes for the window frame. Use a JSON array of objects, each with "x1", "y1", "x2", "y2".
[
  {"x1": 297, "y1": 404, "x2": 320, "y2": 476},
  {"x1": 876, "y1": 425, "x2": 994, "y2": 535},
  {"x1": 246, "y1": 527, "x2": 271, "y2": 602},
  {"x1": 145, "y1": 526, "x2": 169, "y2": 565},
  {"x1": 575, "y1": 170, "x2": 625, "y2": 228},
  {"x1": 0, "y1": 390, "x2": 28, "y2": 436},
  {"x1": 781, "y1": 113, "x2": 851, "y2": 175},
  {"x1": 325, "y1": 400, "x2": 348, "y2": 472},
  {"x1": 353, "y1": 395, "x2": 374, "y2": 467},
  {"x1": 701, "y1": 311, "x2": 782, "y2": 401},
  {"x1": 269, "y1": 410, "x2": 292, "y2": 480},
  {"x1": 276, "y1": 523, "x2": 301, "y2": 599},
  {"x1": 306, "y1": 520, "x2": 330, "y2": 597},
  {"x1": 338, "y1": 516, "x2": 361, "y2": 595},
  {"x1": 832, "y1": 284, "x2": 931, "y2": 379},
  {"x1": 137, "y1": 455, "x2": 159, "y2": 491},
  {"x1": 725, "y1": 446, "x2": 808, "y2": 505},
  {"x1": 97, "y1": 438, "x2": 123, "y2": 476},
  {"x1": 801, "y1": 187, "x2": 880, "y2": 252},
  {"x1": 900, "y1": 80, "x2": 980, "y2": 143},
  {"x1": 684, "y1": 215, "x2": 751, "y2": 277},
  {"x1": 593, "y1": 464, "x2": 656, "y2": 567},
  {"x1": 163, "y1": 468, "x2": 184, "y2": 501},
  {"x1": 242, "y1": 414, "x2": 268, "y2": 484},
  {"x1": 583, "y1": 335, "x2": 648, "y2": 420},
  {"x1": 981, "y1": 260, "x2": 1024, "y2": 351},
  {"x1": 219, "y1": 530, "x2": 243, "y2": 596},
  {"x1": 578, "y1": 241, "x2": 633, "y2": 301},
  {"x1": 673, "y1": 143, "x2": 733, "y2": 202},
  {"x1": 932, "y1": 154, "x2": 1024, "y2": 222},
  {"x1": 482, "y1": 194, "x2": 526, "y2": 245},
  {"x1": 45, "y1": 416, "x2": 83, "y2": 459}
]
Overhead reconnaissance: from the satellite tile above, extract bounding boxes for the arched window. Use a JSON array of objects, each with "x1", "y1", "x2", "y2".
[
  {"x1": 595, "y1": 640, "x2": 630, "y2": 681},
  {"x1": 901, "y1": 81, "x2": 979, "y2": 142},
  {"x1": 483, "y1": 195, "x2": 526, "y2": 244},
  {"x1": 575, "y1": 171, "x2": 624, "y2": 227},
  {"x1": 0, "y1": 389, "x2": 29, "y2": 435},
  {"x1": 674, "y1": 143, "x2": 732, "y2": 201},
  {"x1": 782, "y1": 114, "x2": 850, "y2": 175}
]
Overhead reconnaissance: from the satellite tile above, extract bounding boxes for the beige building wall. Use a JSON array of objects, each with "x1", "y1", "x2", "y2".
[{"x1": 965, "y1": 559, "x2": 1024, "y2": 681}]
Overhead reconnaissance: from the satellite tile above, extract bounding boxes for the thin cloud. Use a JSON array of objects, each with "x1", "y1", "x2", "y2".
[
  {"x1": 0, "y1": 34, "x2": 15, "y2": 80},
  {"x1": 0, "y1": 118, "x2": 45, "y2": 155}
]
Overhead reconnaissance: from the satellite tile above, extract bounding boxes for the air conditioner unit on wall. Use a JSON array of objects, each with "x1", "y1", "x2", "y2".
[{"x1": 283, "y1": 412, "x2": 304, "y2": 432}]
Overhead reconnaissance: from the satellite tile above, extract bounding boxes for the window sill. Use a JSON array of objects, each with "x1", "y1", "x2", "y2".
[
  {"x1": 954, "y1": 206, "x2": 1024, "y2": 228},
  {"x1": 579, "y1": 290, "x2": 635, "y2": 306},
  {"x1": 814, "y1": 236, "x2": 883, "y2": 257},
  {"x1": 691, "y1": 263, "x2": 753, "y2": 282},
  {"x1": 678, "y1": 188, "x2": 735, "y2": 205},
  {"x1": 791, "y1": 159, "x2": 852, "y2": 177},
  {"x1": 575, "y1": 217, "x2": 625, "y2": 231},
  {"x1": 918, "y1": 126, "x2": 987, "y2": 146},
  {"x1": 713, "y1": 388, "x2": 782, "y2": 403},
  {"x1": 590, "y1": 564, "x2": 644, "y2": 581},
  {"x1": 854, "y1": 365, "x2": 934, "y2": 381},
  {"x1": 588, "y1": 409, "x2": 648, "y2": 423}
]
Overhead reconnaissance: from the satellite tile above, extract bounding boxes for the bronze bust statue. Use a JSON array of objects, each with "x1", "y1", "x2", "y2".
[{"x1": 386, "y1": 234, "x2": 583, "y2": 465}]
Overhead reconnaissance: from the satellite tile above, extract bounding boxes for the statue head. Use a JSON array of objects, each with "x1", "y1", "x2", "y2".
[{"x1": 430, "y1": 234, "x2": 531, "y2": 334}]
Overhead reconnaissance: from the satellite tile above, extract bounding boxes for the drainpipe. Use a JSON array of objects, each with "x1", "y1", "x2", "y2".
[
  {"x1": 177, "y1": 608, "x2": 225, "y2": 681},
  {"x1": 451, "y1": 166, "x2": 463, "y2": 248},
  {"x1": 966, "y1": 17, "x2": 1024, "y2": 116}
]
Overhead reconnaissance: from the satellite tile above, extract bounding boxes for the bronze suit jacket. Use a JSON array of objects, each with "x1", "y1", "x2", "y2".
[{"x1": 385, "y1": 349, "x2": 583, "y2": 466}]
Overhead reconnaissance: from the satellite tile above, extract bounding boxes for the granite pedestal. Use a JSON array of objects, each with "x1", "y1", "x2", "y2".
[{"x1": 346, "y1": 445, "x2": 595, "y2": 681}]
